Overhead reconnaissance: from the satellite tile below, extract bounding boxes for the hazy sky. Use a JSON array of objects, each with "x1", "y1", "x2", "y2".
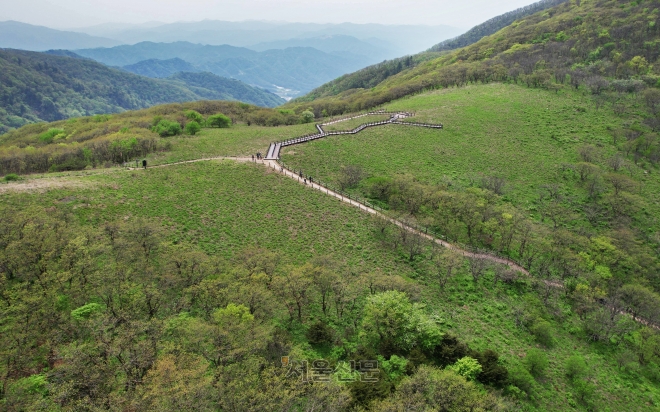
[{"x1": 1, "y1": 0, "x2": 538, "y2": 29}]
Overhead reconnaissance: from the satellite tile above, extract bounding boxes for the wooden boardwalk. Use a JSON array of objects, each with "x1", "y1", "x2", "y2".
[{"x1": 265, "y1": 111, "x2": 443, "y2": 160}]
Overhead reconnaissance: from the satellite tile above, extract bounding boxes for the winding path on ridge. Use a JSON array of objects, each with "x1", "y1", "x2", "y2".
[{"x1": 6, "y1": 112, "x2": 654, "y2": 329}]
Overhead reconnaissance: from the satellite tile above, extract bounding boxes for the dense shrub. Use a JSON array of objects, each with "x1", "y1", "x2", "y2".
[
  {"x1": 565, "y1": 355, "x2": 588, "y2": 380},
  {"x1": 306, "y1": 321, "x2": 334, "y2": 345},
  {"x1": 38, "y1": 128, "x2": 65, "y2": 143},
  {"x1": 448, "y1": 356, "x2": 482, "y2": 381},
  {"x1": 184, "y1": 110, "x2": 205, "y2": 124},
  {"x1": 525, "y1": 349, "x2": 549, "y2": 377},
  {"x1": 207, "y1": 113, "x2": 232, "y2": 128},
  {"x1": 184, "y1": 121, "x2": 201, "y2": 135},
  {"x1": 153, "y1": 120, "x2": 182, "y2": 137}
]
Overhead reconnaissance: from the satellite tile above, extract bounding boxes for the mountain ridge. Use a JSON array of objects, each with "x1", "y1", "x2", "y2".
[
  {"x1": 0, "y1": 49, "x2": 284, "y2": 133},
  {"x1": 74, "y1": 41, "x2": 374, "y2": 99},
  {"x1": 0, "y1": 20, "x2": 121, "y2": 51}
]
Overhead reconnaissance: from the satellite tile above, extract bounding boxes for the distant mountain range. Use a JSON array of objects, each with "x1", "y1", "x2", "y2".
[
  {"x1": 0, "y1": 20, "x2": 121, "y2": 50},
  {"x1": 0, "y1": 49, "x2": 284, "y2": 134},
  {"x1": 0, "y1": 20, "x2": 464, "y2": 100},
  {"x1": 74, "y1": 42, "x2": 374, "y2": 99},
  {"x1": 249, "y1": 34, "x2": 390, "y2": 61},
  {"x1": 71, "y1": 20, "x2": 462, "y2": 57}
]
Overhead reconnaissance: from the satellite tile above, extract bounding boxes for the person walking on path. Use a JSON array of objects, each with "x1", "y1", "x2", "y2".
[{"x1": 142, "y1": 159, "x2": 147, "y2": 169}]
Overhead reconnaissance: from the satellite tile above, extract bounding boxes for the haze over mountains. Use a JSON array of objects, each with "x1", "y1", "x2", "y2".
[
  {"x1": 71, "y1": 21, "x2": 462, "y2": 57},
  {"x1": 0, "y1": 19, "x2": 462, "y2": 101},
  {"x1": 0, "y1": 21, "x2": 121, "y2": 51},
  {"x1": 74, "y1": 42, "x2": 373, "y2": 100}
]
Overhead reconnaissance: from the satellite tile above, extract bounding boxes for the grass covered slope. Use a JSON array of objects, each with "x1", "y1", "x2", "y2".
[
  {"x1": 0, "y1": 49, "x2": 284, "y2": 134},
  {"x1": 283, "y1": 83, "x2": 621, "y2": 206},
  {"x1": 10, "y1": 161, "x2": 415, "y2": 272}
]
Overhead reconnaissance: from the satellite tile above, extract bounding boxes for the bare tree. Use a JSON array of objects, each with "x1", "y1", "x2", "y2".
[
  {"x1": 398, "y1": 224, "x2": 425, "y2": 261},
  {"x1": 434, "y1": 249, "x2": 464, "y2": 289},
  {"x1": 575, "y1": 162, "x2": 599, "y2": 182},
  {"x1": 468, "y1": 257, "x2": 488, "y2": 283},
  {"x1": 481, "y1": 175, "x2": 507, "y2": 195},
  {"x1": 337, "y1": 165, "x2": 365, "y2": 191},
  {"x1": 578, "y1": 144, "x2": 598, "y2": 163},
  {"x1": 607, "y1": 154, "x2": 625, "y2": 172}
]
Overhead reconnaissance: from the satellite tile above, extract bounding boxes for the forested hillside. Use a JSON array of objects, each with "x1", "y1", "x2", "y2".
[
  {"x1": 0, "y1": 49, "x2": 284, "y2": 134},
  {"x1": 122, "y1": 57, "x2": 197, "y2": 78},
  {"x1": 428, "y1": 0, "x2": 568, "y2": 52},
  {"x1": 290, "y1": 0, "x2": 660, "y2": 113},
  {"x1": 294, "y1": 0, "x2": 567, "y2": 102}
]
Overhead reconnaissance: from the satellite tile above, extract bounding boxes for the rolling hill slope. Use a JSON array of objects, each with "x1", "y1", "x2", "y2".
[
  {"x1": 0, "y1": 49, "x2": 284, "y2": 133},
  {"x1": 292, "y1": 1, "x2": 628, "y2": 111}
]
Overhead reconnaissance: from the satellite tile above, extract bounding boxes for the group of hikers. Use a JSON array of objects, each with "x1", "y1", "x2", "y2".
[
  {"x1": 298, "y1": 170, "x2": 313, "y2": 185},
  {"x1": 252, "y1": 152, "x2": 263, "y2": 161},
  {"x1": 125, "y1": 159, "x2": 148, "y2": 169}
]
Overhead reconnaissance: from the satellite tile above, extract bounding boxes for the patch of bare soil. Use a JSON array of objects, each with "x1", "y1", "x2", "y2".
[{"x1": 0, "y1": 178, "x2": 94, "y2": 194}]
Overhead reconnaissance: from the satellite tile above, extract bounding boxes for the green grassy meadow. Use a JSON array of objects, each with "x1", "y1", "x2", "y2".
[
  {"x1": 145, "y1": 123, "x2": 318, "y2": 165},
  {"x1": 281, "y1": 83, "x2": 660, "y2": 231},
  {"x1": 0, "y1": 161, "x2": 408, "y2": 273},
  {"x1": 321, "y1": 114, "x2": 393, "y2": 132}
]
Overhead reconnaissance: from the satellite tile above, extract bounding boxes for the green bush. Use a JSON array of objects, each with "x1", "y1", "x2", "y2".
[
  {"x1": 300, "y1": 110, "x2": 315, "y2": 124},
  {"x1": 185, "y1": 121, "x2": 202, "y2": 135},
  {"x1": 49, "y1": 158, "x2": 88, "y2": 172},
  {"x1": 306, "y1": 321, "x2": 334, "y2": 345},
  {"x1": 184, "y1": 110, "x2": 205, "y2": 123},
  {"x1": 524, "y1": 349, "x2": 548, "y2": 377},
  {"x1": 565, "y1": 355, "x2": 588, "y2": 380},
  {"x1": 4, "y1": 173, "x2": 19, "y2": 181},
  {"x1": 530, "y1": 319, "x2": 554, "y2": 347},
  {"x1": 474, "y1": 349, "x2": 508, "y2": 387},
  {"x1": 508, "y1": 365, "x2": 537, "y2": 398},
  {"x1": 38, "y1": 128, "x2": 65, "y2": 143},
  {"x1": 207, "y1": 113, "x2": 232, "y2": 128},
  {"x1": 379, "y1": 354, "x2": 408, "y2": 381},
  {"x1": 153, "y1": 120, "x2": 182, "y2": 137},
  {"x1": 9, "y1": 374, "x2": 48, "y2": 397},
  {"x1": 71, "y1": 303, "x2": 104, "y2": 321},
  {"x1": 448, "y1": 356, "x2": 482, "y2": 381}
]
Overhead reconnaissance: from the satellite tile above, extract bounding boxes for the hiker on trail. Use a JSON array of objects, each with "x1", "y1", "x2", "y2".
[
  {"x1": 142, "y1": 159, "x2": 147, "y2": 169},
  {"x1": 252, "y1": 154, "x2": 255, "y2": 162},
  {"x1": 299, "y1": 170, "x2": 303, "y2": 178},
  {"x1": 304, "y1": 179, "x2": 307, "y2": 185},
  {"x1": 309, "y1": 177, "x2": 313, "y2": 184}
]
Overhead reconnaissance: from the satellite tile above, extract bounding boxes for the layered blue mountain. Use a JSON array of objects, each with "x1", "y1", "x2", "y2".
[{"x1": 75, "y1": 41, "x2": 373, "y2": 99}]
